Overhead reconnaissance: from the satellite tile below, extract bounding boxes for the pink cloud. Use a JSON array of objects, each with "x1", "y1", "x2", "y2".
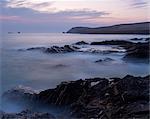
[
  {"x1": 0, "y1": 15, "x2": 46, "y2": 24},
  {"x1": 0, "y1": 15, "x2": 21, "y2": 21}
]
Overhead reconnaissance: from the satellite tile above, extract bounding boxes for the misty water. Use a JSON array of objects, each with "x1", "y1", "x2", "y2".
[{"x1": 0, "y1": 33, "x2": 149, "y2": 113}]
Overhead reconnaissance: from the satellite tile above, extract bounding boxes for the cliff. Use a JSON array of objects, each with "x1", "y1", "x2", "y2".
[{"x1": 67, "y1": 22, "x2": 150, "y2": 34}]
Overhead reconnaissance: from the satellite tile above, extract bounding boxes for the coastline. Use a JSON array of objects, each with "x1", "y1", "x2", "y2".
[
  {"x1": 1, "y1": 36, "x2": 149, "y2": 119},
  {"x1": 1, "y1": 75, "x2": 149, "y2": 119}
]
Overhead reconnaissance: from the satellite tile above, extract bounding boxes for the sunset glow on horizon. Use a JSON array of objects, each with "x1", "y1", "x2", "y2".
[{"x1": 1, "y1": 0, "x2": 149, "y2": 32}]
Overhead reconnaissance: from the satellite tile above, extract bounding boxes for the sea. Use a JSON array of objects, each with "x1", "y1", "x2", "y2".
[
  {"x1": 0, "y1": 33, "x2": 149, "y2": 113},
  {"x1": 0, "y1": 33, "x2": 149, "y2": 94}
]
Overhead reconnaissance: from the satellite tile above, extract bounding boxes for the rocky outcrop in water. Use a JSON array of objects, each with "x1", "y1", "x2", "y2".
[
  {"x1": 95, "y1": 58, "x2": 115, "y2": 63},
  {"x1": 123, "y1": 42, "x2": 149, "y2": 59},
  {"x1": 26, "y1": 45, "x2": 79, "y2": 53},
  {"x1": 0, "y1": 110, "x2": 55, "y2": 119},
  {"x1": 130, "y1": 38, "x2": 143, "y2": 41},
  {"x1": 73, "y1": 41, "x2": 89, "y2": 45},
  {"x1": 2, "y1": 85, "x2": 37, "y2": 107},
  {"x1": 91, "y1": 40, "x2": 149, "y2": 60},
  {"x1": 145, "y1": 37, "x2": 150, "y2": 41},
  {"x1": 21, "y1": 38, "x2": 149, "y2": 61},
  {"x1": 2, "y1": 75, "x2": 149, "y2": 119},
  {"x1": 37, "y1": 80, "x2": 88, "y2": 105},
  {"x1": 24, "y1": 43, "x2": 124, "y2": 54},
  {"x1": 91, "y1": 40, "x2": 133, "y2": 45}
]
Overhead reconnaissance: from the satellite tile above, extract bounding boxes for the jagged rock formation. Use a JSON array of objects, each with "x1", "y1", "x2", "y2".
[
  {"x1": 91, "y1": 40, "x2": 149, "y2": 60},
  {"x1": 123, "y1": 42, "x2": 149, "y2": 59},
  {"x1": 70, "y1": 75, "x2": 149, "y2": 119},
  {"x1": 23, "y1": 43, "x2": 124, "y2": 54},
  {"x1": 91, "y1": 40, "x2": 133, "y2": 45},
  {"x1": 19, "y1": 39, "x2": 149, "y2": 62},
  {"x1": 26, "y1": 45, "x2": 79, "y2": 53},
  {"x1": 2, "y1": 75, "x2": 149, "y2": 119},
  {"x1": 130, "y1": 38, "x2": 143, "y2": 41},
  {"x1": 73, "y1": 41, "x2": 89, "y2": 45},
  {"x1": 145, "y1": 37, "x2": 150, "y2": 41},
  {"x1": 95, "y1": 57, "x2": 115, "y2": 63},
  {"x1": 0, "y1": 110, "x2": 55, "y2": 119}
]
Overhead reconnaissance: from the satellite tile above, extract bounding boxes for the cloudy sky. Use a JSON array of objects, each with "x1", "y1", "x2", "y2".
[{"x1": 0, "y1": 0, "x2": 149, "y2": 32}]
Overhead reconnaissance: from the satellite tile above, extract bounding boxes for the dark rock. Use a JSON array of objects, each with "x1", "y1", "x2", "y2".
[
  {"x1": 2, "y1": 86, "x2": 36, "y2": 103},
  {"x1": 123, "y1": 42, "x2": 149, "y2": 59},
  {"x1": 2, "y1": 75, "x2": 149, "y2": 119},
  {"x1": 95, "y1": 58, "x2": 115, "y2": 63},
  {"x1": 37, "y1": 79, "x2": 90, "y2": 105},
  {"x1": 8, "y1": 32, "x2": 13, "y2": 34},
  {"x1": 67, "y1": 22, "x2": 150, "y2": 34},
  {"x1": 26, "y1": 45, "x2": 79, "y2": 53},
  {"x1": 52, "y1": 64, "x2": 68, "y2": 68},
  {"x1": 0, "y1": 110, "x2": 55, "y2": 119},
  {"x1": 95, "y1": 59, "x2": 103, "y2": 63},
  {"x1": 145, "y1": 37, "x2": 150, "y2": 41},
  {"x1": 24, "y1": 44, "x2": 123, "y2": 55},
  {"x1": 104, "y1": 58, "x2": 115, "y2": 62},
  {"x1": 1, "y1": 86, "x2": 37, "y2": 112},
  {"x1": 27, "y1": 47, "x2": 46, "y2": 51},
  {"x1": 70, "y1": 75, "x2": 149, "y2": 119},
  {"x1": 45, "y1": 45, "x2": 77, "y2": 53},
  {"x1": 130, "y1": 38, "x2": 143, "y2": 41},
  {"x1": 74, "y1": 41, "x2": 89, "y2": 45},
  {"x1": 90, "y1": 40, "x2": 149, "y2": 60},
  {"x1": 91, "y1": 40, "x2": 133, "y2": 45}
]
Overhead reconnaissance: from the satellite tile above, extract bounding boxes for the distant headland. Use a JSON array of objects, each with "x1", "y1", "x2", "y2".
[{"x1": 66, "y1": 22, "x2": 150, "y2": 34}]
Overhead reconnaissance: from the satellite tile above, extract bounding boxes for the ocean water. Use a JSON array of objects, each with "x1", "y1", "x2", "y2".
[
  {"x1": 0, "y1": 33, "x2": 149, "y2": 113},
  {"x1": 1, "y1": 33, "x2": 149, "y2": 93}
]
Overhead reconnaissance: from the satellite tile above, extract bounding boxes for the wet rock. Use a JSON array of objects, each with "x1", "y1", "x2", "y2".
[
  {"x1": 123, "y1": 42, "x2": 149, "y2": 59},
  {"x1": 0, "y1": 110, "x2": 55, "y2": 119},
  {"x1": 78, "y1": 47, "x2": 124, "y2": 54},
  {"x1": 37, "y1": 79, "x2": 90, "y2": 105},
  {"x1": 2, "y1": 86, "x2": 36, "y2": 101},
  {"x1": 104, "y1": 58, "x2": 115, "y2": 62},
  {"x1": 70, "y1": 75, "x2": 149, "y2": 119},
  {"x1": 74, "y1": 41, "x2": 89, "y2": 45},
  {"x1": 91, "y1": 40, "x2": 149, "y2": 60},
  {"x1": 1, "y1": 85, "x2": 37, "y2": 111},
  {"x1": 95, "y1": 59, "x2": 103, "y2": 63},
  {"x1": 27, "y1": 47, "x2": 46, "y2": 51},
  {"x1": 22, "y1": 41, "x2": 127, "y2": 55},
  {"x1": 145, "y1": 37, "x2": 150, "y2": 41},
  {"x1": 0, "y1": 111, "x2": 5, "y2": 119},
  {"x1": 130, "y1": 38, "x2": 143, "y2": 41},
  {"x1": 52, "y1": 64, "x2": 68, "y2": 68},
  {"x1": 91, "y1": 40, "x2": 133, "y2": 45},
  {"x1": 95, "y1": 57, "x2": 115, "y2": 63},
  {"x1": 25, "y1": 44, "x2": 123, "y2": 55},
  {"x1": 44, "y1": 45, "x2": 77, "y2": 53},
  {"x1": 26, "y1": 45, "x2": 79, "y2": 53},
  {"x1": 2, "y1": 75, "x2": 149, "y2": 119}
]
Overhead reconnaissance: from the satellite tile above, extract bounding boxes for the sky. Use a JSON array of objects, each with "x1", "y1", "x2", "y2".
[{"x1": 0, "y1": 0, "x2": 149, "y2": 32}]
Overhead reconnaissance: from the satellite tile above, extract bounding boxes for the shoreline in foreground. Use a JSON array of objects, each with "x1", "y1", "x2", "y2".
[{"x1": 1, "y1": 75, "x2": 149, "y2": 119}]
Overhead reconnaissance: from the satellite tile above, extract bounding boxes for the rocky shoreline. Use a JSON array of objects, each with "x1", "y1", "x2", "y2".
[
  {"x1": 0, "y1": 110, "x2": 56, "y2": 119},
  {"x1": 20, "y1": 38, "x2": 149, "y2": 62},
  {"x1": 2, "y1": 38, "x2": 149, "y2": 118},
  {"x1": 90, "y1": 40, "x2": 149, "y2": 60},
  {"x1": 1, "y1": 75, "x2": 149, "y2": 119}
]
